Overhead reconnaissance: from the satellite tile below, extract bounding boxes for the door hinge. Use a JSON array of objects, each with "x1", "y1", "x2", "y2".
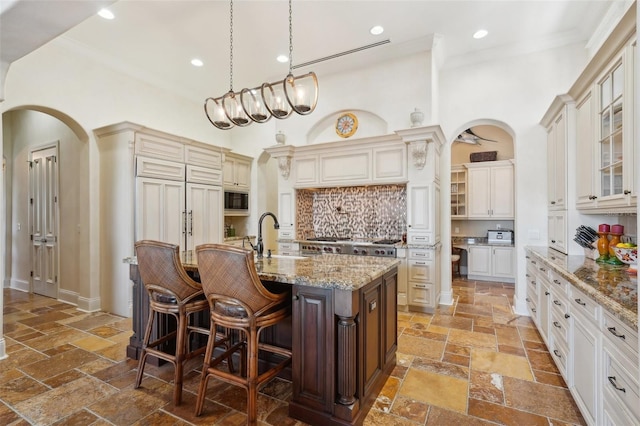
[
  {"x1": 30, "y1": 234, "x2": 33, "y2": 241},
  {"x1": 30, "y1": 198, "x2": 33, "y2": 205},
  {"x1": 54, "y1": 196, "x2": 57, "y2": 203},
  {"x1": 30, "y1": 271, "x2": 33, "y2": 277},
  {"x1": 55, "y1": 275, "x2": 58, "y2": 283}
]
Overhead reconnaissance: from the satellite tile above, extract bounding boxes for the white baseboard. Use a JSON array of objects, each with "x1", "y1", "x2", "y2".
[
  {"x1": 512, "y1": 295, "x2": 529, "y2": 316},
  {"x1": 10, "y1": 279, "x2": 29, "y2": 292},
  {"x1": 439, "y1": 289, "x2": 454, "y2": 306},
  {"x1": 77, "y1": 296, "x2": 101, "y2": 312},
  {"x1": 0, "y1": 338, "x2": 6, "y2": 360},
  {"x1": 3, "y1": 278, "x2": 11, "y2": 288},
  {"x1": 58, "y1": 288, "x2": 79, "y2": 306}
]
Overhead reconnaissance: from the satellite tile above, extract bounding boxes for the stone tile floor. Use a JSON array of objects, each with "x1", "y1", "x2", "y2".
[{"x1": 1, "y1": 278, "x2": 586, "y2": 425}]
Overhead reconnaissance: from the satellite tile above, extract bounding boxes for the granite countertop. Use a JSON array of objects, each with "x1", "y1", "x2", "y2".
[
  {"x1": 525, "y1": 246, "x2": 637, "y2": 330},
  {"x1": 124, "y1": 251, "x2": 400, "y2": 292},
  {"x1": 452, "y1": 236, "x2": 514, "y2": 247}
]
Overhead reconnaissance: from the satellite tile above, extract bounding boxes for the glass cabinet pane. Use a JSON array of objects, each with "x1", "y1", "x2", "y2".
[
  {"x1": 601, "y1": 109, "x2": 611, "y2": 136},
  {"x1": 600, "y1": 75, "x2": 611, "y2": 109},
  {"x1": 612, "y1": 100, "x2": 622, "y2": 131},
  {"x1": 613, "y1": 64, "x2": 623, "y2": 99},
  {"x1": 613, "y1": 164, "x2": 623, "y2": 195},
  {"x1": 600, "y1": 140, "x2": 610, "y2": 167},
  {"x1": 613, "y1": 131, "x2": 623, "y2": 163},
  {"x1": 601, "y1": 169, "x2": 611, "y2": 197}
]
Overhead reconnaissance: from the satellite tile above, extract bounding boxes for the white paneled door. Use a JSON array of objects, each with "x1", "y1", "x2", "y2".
[{"x1": 29, "y1": 145, "x2": 59, "y2": 298}]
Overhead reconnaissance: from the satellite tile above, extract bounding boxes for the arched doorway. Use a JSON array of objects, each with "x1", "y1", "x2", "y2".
[{"x1": 2, "y1": 107, "x2": 89, "y2": 306}]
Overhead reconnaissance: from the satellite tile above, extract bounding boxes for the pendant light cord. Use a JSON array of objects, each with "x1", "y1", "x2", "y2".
[
  {"x1": 229, "y1": 0, "x2": 234, "y2": 92},
  {"x1": 288, "y1": 0, "x2": 293, "y2": 75}
]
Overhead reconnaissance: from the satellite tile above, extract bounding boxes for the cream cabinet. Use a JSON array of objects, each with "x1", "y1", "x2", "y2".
[
  {"x1": 450, "y1": 166, "x2": 467, "y2": 218},
  {"x1": 468, "y1": 245, "x2": 515, "y2": 282},
  {"x1": 136, "y1": 177, "x2": 185, "y2": 246},
  {"x1": 524, "y1": 248, "x2": 640, "y2": 426},
  {"x1": 407, "y1": 248, "x2": 440, "y2": 313},
  {"x1": 547, "y1": 210, "x2": 567, "y2": 254},
  {"x1": 407, "y1": 184, "x2": 438, "y2": 245},
  {"x1": 223, "y1": 153, "x2": 251, "y2": 190},
  {"x1": 466, "y1": 161, "x2": 514, "y2": 219},
  {"x1": 277, "y1": 190, "x2": 296, "y2": 240},
  {"x1": 570, "y1": 21, "x2": 636, "y2": 213},
  {"x1": 545, "y1": 100, "x2": 569, "y2": 210}
]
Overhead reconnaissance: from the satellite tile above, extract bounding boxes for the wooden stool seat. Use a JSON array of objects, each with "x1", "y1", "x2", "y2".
[{"x1": 452, "y1": 247, "x2": 462, "y2": 278}]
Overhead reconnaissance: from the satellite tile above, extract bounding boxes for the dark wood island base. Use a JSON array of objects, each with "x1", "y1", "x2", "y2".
[{"x1": 125, "y1": 253, "x2": 398, "y2": 425}]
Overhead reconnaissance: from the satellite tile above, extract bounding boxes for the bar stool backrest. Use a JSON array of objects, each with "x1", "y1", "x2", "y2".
[
  {"x1": 135, "y1": 240, "x2": 202, "y2": 305},
  {"x1": 196, "y1": 244, "x2": 284, "y2": 316}
]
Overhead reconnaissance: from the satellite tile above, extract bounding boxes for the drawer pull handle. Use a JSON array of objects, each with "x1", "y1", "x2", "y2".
[
  {"x1": 415, "y1": 261, "x2": 426, "y2": 265},
  {"x1": 539, "y1": 267, "x2": 546, "y2": 272},
  {"x1": 553, "y1": 300, "x2": 562, "y2": 306},
  {"x1": 532, "y1": 260, "x2": 537, "y2": 265},
  {"x1": 415, "y1": 284, "x2": 426, "y2": 288},
  {"x1": 531, "y1": 280, "x2": 536, "y2": 286},
  {"x1": 574, "y1": 298, "x2": 586, "y2": 306},
  {"x1": 544, "y1": 291, "x2": 550, "y2": 296},
  {"x1": 564, "y1": 314, "x2": 570, "y2": 319},
  {"x1": 608, "y1": 376, "x2": 626, "y2": 393},
  {"x1": 526, "y1": 297, "x2": 530, "y2": 302},
  {"x1": 526, "y1": 274, "x2": 530, "y2": 278},
  {"x1": 553, "y1": 279, "x2": 561, "y2": 285},
  {"x1": 531, "y1": 308, "x2": 536, "y2": 313},
  {"x1": 607, "y1": 327, "x2": 626, "y2": 340},
  {"x1": 553, "y1": 321, "x2": 561, "y2": 329},
  {"x1": 553, "y1": 349, "x2": 561, "y2": 358}
]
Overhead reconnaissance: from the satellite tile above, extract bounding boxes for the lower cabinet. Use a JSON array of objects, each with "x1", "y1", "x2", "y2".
[
  {"x1": 406, "y1": 248, "x2": 440, "y2": 313},
  {"x1": 525, "y1": 249, "x2": 639, "y2": 426},
  {"x1": 468, "y1": 245, "x2": 515, "y2": 282}
]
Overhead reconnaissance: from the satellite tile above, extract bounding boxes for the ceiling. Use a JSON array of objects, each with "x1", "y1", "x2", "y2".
[{"x1": 0, "y1": 0, "x2": 627, "y2": 104}]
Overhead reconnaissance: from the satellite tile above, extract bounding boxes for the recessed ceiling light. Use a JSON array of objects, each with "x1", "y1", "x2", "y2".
[
  {"x1": 473, "y1": 29, "x2": 488, "y2": 39},
  {"x1": 370, "y1": 25, "x2": 384, "y2": 35},
  {"x1": 276, "y1": 55, "x2": 289, "y2": 63},
  {"x1": 191, "y1": 58, "x2": 203, "y2": 67},
  {"x1": 98, "y1": 8, "x2": 114, "y2": 20}
]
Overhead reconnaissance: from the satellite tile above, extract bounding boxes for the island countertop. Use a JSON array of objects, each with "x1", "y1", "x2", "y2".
[
  {"x1": 525, "y1": 246, "x2": 637, "y2": 330},
  {"x1": 124, "y1": 251, "x2": 400, "y2": 292}
]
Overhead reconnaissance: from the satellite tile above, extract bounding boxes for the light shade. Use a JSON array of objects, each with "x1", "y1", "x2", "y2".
[
  {"x1": 241, "y1": 87, "x2": 271, "y2": 123},
  {"x1": 262, "y1": 80, "x2": 293, "y2": 119},
  {"x1": 284, "y1": 72, "x2": 319, "y2": 115},
  {"x1": 222, "y1": 91, "x2": 251, "y2": 126},
  {"x1": 204, "y1": 97, "x2": 233, "y2": 130}
]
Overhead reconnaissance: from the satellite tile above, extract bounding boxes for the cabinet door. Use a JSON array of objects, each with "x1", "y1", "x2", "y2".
[
  {"x1": 362, "y1": 280, "x2": 383, "y2": 396},
  {"x1": 467, "y1": 168, "x2": 491, "y2": 218},
  {"x1": 186, "y1": 183, "x2": 223, "y2": 251},
  {"x1": 548, "y1": 112, "x2": 567, "y2": 209},
  {"x1": 572, "y1": 313, "x2": 598, "y2": 425},
  {"x1": 490, "y1": 165, "x2": 514, "y2": 218},
  {"x1": 234, "y1": 159, "x2": 251, "y2": 189},
  {"x1": 576, "y1": 91, "x2": 596, "y2": 207},
  {"x1": 538, "y1": 277, "x2": 551, "y2": 343},
  {"x1": 492, "y1": 246, "x2": 515, "y2": 278},
  {"x1": 407, "y1": 184, "x2": 433, "y2": 242},
  {"x1": 468, "y1": 246, "x2": 491, "y2": 276},
  {"x1": 548, "y1": 211, "x2": 567, "y2": 254},
  {"x1": 278, "y1": 191, "x2": 295, "y2": 233},
  {"x1": 135, "y1": 177, "x2": 185, "y2": 245}
]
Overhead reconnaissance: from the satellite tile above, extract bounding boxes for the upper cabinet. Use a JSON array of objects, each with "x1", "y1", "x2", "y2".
[
  {"x1": 223, "y1": 152, "x2": 252, "y2": 190},
  {"x1": 450, "y1": 166, "x2": 467, "y2": 218},
  {"x1": 567, "y1": 5, "x2": 636, "y2": 214},
  {"x1": 545, "y1": 98, "x2": 570, "y2": 210},
  {"x1": 466, "y1": 160, "x2": 515, "y2": 220}
]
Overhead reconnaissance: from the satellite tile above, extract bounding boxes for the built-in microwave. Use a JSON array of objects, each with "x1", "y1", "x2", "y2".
[{"x1": 224, "y1": 190, "x2": 249, "y2": 213}]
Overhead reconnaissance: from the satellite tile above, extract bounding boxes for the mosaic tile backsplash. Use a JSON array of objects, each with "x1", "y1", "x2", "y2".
[{"x1": 296, "y1": 185, "x2": 407, "y2": 240}]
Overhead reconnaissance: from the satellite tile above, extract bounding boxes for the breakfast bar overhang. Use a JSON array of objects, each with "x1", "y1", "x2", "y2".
[{"x1": 125, "y1": 253, "x2": 400, "y2": 425}]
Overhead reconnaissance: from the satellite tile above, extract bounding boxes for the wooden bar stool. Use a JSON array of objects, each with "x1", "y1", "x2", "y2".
[
  {"x1": 134, "y1": 240, "x2": 212, "y2": 406},
  {"x1": 194, "y1": 243, "x2": 292, "y2": 425}
]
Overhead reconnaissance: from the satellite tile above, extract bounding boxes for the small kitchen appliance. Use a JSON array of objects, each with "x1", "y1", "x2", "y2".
[{"x1": 487, "y1": 229, "x2": 513, "y2": 244}]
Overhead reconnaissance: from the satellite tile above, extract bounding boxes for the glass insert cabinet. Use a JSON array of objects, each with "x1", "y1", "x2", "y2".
[
  {"x1": 450, "y1": 166, "x2": 466, "y2": 217},
  {"x1": 598, "y1": 61, "x2": 624, "y2": 198}
]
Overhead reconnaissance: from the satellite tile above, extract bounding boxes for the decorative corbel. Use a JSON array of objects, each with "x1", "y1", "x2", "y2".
[
  {"x1": 278, "y1": 156, "x2": 292, "y2": 180},
  {"x1": 409, "y1": 140, "x2": 428, "y2": 169}
]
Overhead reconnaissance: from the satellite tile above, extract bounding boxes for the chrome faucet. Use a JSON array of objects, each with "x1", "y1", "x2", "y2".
[{"x1": 256, "y1": 212, "x2": 280, "y2": 258}]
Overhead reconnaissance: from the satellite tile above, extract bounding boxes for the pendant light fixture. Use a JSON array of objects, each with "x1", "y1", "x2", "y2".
[{"x1": 205, "y1": 0, "x2": 318, "y2": 130}]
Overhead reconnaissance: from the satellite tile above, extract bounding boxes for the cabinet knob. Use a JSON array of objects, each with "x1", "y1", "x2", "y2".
[
  {"x1": 550, "y1": 201, "x2": 556, "y2": 205},
  {"x1": 623, "y1": 190, "x2": 631, "y2": 195}
]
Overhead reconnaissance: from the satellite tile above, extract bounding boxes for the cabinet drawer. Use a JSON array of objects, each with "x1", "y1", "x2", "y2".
[
  {"x1": 407, "y1": 233, "x2": 432, "y2": 245},
  {"x1": 135, "y1": 133, "x2": 184, "y2": 161},
  {"x1": 548, "y1": 270, "x2": 569, "y2": 296},
  {"x1": 526, "y1": 290, "x2": 538, "y2": 319},
  {"x1": 549, "y1": 336, "x2": 569, "y2": 377},
  {"x1": 409, "y1": 249, "x2": 433, "y2": 260},
  {"x1": 185, "y1": 145, "x2": 222, "y2": 169},
  {"x1": 549, "y1": 309, "x2": 570, "y2": 347},
  {"x1": 525, "y1": 272, "x2": 538, "y2": 295},
  {"x1": 603, "y1": 347, "x2": 640, "y2": 421},
  {"x1": 278, "y1": 242, "x2": 299, "y2": 252},
  {"x1": 602, "y1": 311, "x2": 639, "y2": 362},
  {"x1": 186, "y1": 165, "x2": 222, "y2": 185},
  {"x1": 526, "y1": 255, "x2": 539, "y2": 270},
  {"x1": 570, "y1": 287, "x2": 601, "y2": 324},
  {"x1": 136, "y1": 156, "x2": 185, "y2": 181},
  {"x1": 549, "y1": 291, "x2": 569, "y2": 318},
  {"x1": 408, "y1": 259, "x2": 433, "y2": 282},
  {"x1": 278, "y1": 229, "x2": 295, "y2": 240},
  {"x1": 409, "y1": 282, "x2": 434, "y2": 306}
]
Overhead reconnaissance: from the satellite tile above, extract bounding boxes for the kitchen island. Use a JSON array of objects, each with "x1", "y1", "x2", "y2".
[{"x1": 125, "y1": 252, "x2": 400, "y2": 425}]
